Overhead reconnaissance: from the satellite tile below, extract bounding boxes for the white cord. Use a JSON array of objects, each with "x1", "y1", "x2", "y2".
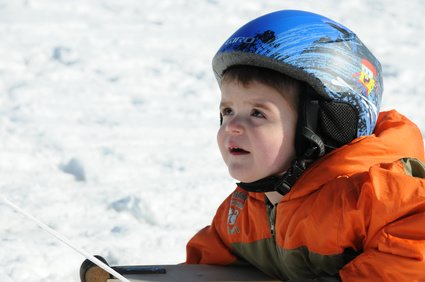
[{"x1": 0, "y1": 194, "x2": 131, "y2": 282}]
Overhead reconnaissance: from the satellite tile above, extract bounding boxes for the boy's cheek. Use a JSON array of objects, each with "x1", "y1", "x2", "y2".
[
  {"x1": 216, "y1": 129, "x2": 222, "y2": 150},
  {"x1": 216, "y1": 129, "x2": 227, "y2": 160}
]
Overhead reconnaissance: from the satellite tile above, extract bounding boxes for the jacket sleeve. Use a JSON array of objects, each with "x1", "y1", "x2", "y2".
[
  {"x1": 340, "y1": 158, "x2": 425, "y2": 281},
  {"x1": 186, "y1": 192, "x2": 238, "y2": 265}
]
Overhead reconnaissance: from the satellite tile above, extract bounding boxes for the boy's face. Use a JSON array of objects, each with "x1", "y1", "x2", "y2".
[{"x1": 217, "y1": 80, "x2": 297, "y2": 183}]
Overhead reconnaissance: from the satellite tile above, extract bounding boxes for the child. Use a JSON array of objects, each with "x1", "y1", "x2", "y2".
[{"x1": 185, "y1": 10, "x2": 425, "y2": 281}]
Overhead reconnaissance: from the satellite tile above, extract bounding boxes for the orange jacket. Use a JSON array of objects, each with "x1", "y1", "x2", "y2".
[{"x1": 186, "y1": 110, "x2": 425, "y2": 281}]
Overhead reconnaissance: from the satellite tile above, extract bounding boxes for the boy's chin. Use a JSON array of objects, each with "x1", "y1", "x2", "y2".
[
  {"x1": 228, "y1": 165, "x2": 286, "y2": 183},
  {"x1": 231, "y1": 171, "x2": 287, "y2": 184},
  {"x1": 231, "y1": 173, "x2": 266, "y2": 184}
]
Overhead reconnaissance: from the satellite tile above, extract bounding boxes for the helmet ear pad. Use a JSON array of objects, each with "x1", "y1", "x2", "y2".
[
  {"x1": 295, "y1": 84, "x2": 359, "y2": 158},
  {"x1": 318, "y1": 99, "x2": 358, "y2": 150}
]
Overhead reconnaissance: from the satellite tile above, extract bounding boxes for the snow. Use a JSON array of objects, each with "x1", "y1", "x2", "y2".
[{"x1": 0, "y1": 0, "x2": 424, "y2": 281}]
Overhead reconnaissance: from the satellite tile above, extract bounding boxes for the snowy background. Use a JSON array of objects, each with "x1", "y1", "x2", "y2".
[{"x1": 0, "y1": 0, "x2": 424, "y2": 281}]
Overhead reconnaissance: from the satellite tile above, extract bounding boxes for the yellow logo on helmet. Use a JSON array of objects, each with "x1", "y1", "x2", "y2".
[{"x1": 355, "y1": 59, "x2": 377, "y2": 95}]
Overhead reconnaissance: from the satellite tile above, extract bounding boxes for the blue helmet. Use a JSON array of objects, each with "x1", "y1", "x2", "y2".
[
  {"x1": 213, "y1": 10, "x2": 384, "y2": 194},
  {"x1": 213, "y1": 10, "x2": 383, "y2": 156}
]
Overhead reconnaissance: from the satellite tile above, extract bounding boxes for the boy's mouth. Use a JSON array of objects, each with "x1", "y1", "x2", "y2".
[{"x1": 229, "y1": 146, "x2": 250, "y2": 155}]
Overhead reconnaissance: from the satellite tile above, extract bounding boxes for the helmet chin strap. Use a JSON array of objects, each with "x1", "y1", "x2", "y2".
[
  {"x1": 236, "y1": 158, "x2": 309, "y2": 195},
  {"x1": 237, "y1": 145, "x2": 322, "y2": 195}
]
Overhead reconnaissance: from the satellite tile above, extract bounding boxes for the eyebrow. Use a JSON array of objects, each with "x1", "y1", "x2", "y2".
[
  {"x1": 219, "y1": 100, "x2": 273, "y2": 110},
  {"x1": 250, "y1": 101, "x2": 273, "y2": 110}
]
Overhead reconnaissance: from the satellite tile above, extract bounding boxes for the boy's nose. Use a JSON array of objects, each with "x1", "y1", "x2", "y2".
[{"x1": 225, "y1": 118, "x2": 244, "y2": 135}]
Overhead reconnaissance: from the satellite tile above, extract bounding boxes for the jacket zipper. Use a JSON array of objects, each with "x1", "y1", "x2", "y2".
[{"x1": 266, "y1": 202, "x2": 277, "y2": 238}]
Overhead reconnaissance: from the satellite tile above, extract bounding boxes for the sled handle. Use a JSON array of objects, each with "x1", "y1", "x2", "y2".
[{"x1": 80, "y1": 257, "x2": 166, "y2": 282}]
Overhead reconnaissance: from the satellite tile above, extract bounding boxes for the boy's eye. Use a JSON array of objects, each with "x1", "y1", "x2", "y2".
[
  {"x1": 251, "y1": 109, "x2": 266, "y2": 118},
  {"x1": 221, "y1": 107, "x2": 233, "y2": 116}
]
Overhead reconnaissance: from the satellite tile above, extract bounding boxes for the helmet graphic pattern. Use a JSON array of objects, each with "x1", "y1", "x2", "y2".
[{"x1": 213, "y1": 10, "x2": 383, "y2": 137}]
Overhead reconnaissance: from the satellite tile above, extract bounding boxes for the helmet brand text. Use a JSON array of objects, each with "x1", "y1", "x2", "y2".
[{"x1": 224, "y1": 36, "x2": 255, "y2": 45}]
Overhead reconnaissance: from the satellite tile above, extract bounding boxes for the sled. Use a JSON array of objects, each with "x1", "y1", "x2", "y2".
[{"x1": 80, "y1": 256, "x2": 279, "y2": 282}]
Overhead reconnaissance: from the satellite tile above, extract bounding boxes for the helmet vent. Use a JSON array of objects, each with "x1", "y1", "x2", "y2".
[{"x1": 319, "y1": 101, "x2": 358, "y2": 149}]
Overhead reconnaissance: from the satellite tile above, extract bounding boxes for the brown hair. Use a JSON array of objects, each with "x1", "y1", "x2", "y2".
[{"x1": 221, "y1": 65, "x2": 300, "y2": 112}]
